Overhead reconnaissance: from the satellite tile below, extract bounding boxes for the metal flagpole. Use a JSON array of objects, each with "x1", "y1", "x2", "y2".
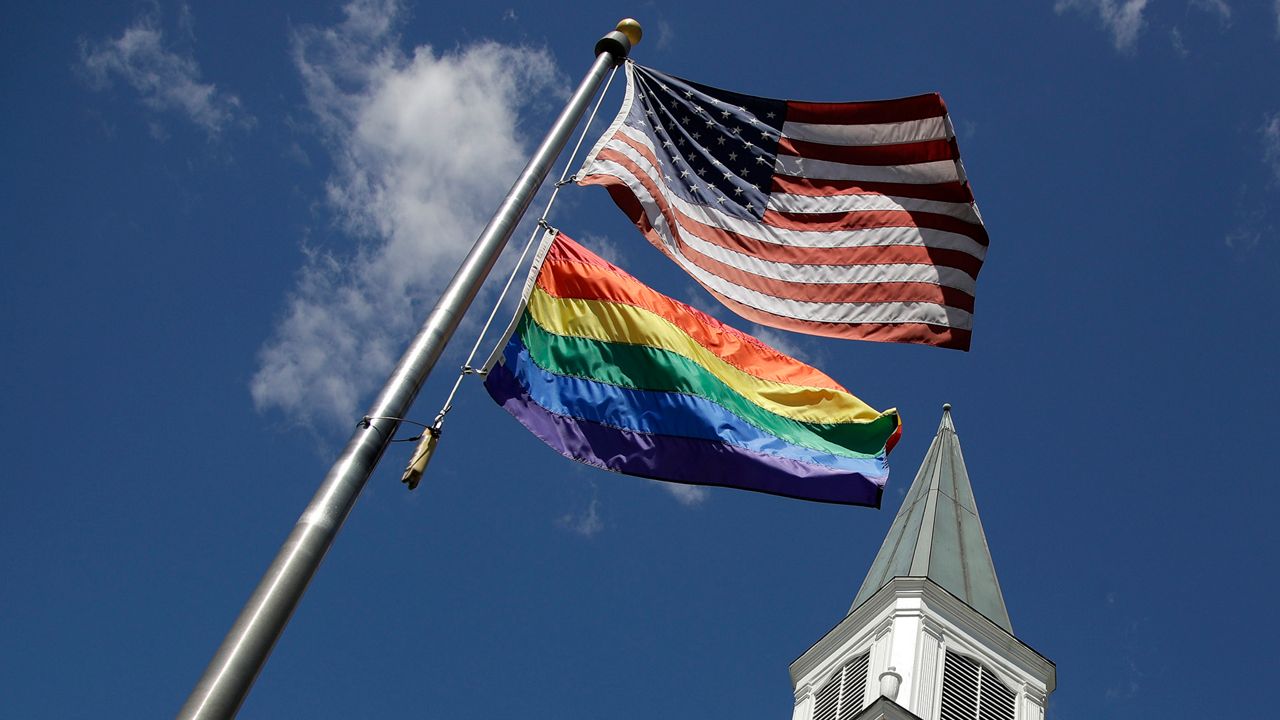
[{"x1": 178, "y1": 20, "x2": 641, "y2": 720}]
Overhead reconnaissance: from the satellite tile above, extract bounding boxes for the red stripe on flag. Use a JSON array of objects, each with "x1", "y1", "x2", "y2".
[
  {"x1": 579, "y1": 169, "x2": 973, "y2": 351},
  {"x1": 588, "y1": 145, "x2": 688, "y2": 265},
  {"x1": 709, "y1": 292, "x2": 973, "y2": 351},
  {"x1": 775, "y1": 136, "x2": 957, "y2": 167},
  {"x1": 771, "y1": 174, "x2": 975, "y2": 204},
  {"x1": 669, "y1": 205, "x2": 985, "y2": 277},
  {"x1": 614, "y1": 132, "x2": 664, "y2": 181},
  {"x1": 591, "y1": 148, "x2": 984, "y2": 274},
  {"x1": 675, "y1": 244, "x2": 978, "y2": 311},
  {"x1": 785, "y1": 93, "x2": 947, "y2": 125},
  {"x1": 762, "y1": 208, "x2": 990, "y2": 247}
]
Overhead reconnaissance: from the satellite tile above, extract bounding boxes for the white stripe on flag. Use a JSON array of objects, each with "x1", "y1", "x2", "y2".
[
  {"x1": 598, "y1": 133, "x2": 986, "y2": 259},
  {"x1": 765, "y1": 191, "x2": 982, "y2": 224},
  {"x1": 590, "y1": 155, "x2": 974, "y2": 329},
  {"x1": 589, "y1": 156, "x2": 978, "y2": 291},
  {"x1": 676, "y1": 229, "x2": 976, "y2": 292},
  {"x1": 780, "y1": 116, "x2": 949, "y2": 146},
  {"x1": 677, "y1": 248, "x2": 973, "y2": 328},
  {"x1": 773, "y1": 156, "x2": 962, "y2": 185}
]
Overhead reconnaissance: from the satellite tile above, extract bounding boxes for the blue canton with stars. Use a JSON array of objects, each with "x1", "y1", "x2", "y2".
[{"x1": 627, "y1": 64, "x2": 787, "y2": 221}]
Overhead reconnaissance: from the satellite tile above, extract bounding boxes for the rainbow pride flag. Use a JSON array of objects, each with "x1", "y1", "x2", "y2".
[{"x1": 482, "y1": 231, "x2": 901, "y2": 506}]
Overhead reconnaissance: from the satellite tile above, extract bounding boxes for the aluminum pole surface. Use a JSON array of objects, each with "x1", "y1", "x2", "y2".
[{"x1": 177, "y1": 22, "x2": 639, "y2": 719}]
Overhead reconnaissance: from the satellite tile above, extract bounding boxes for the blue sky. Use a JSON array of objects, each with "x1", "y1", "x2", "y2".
[{"x1": 3, "y1": 1, "x2": 1279, "y2": 717}]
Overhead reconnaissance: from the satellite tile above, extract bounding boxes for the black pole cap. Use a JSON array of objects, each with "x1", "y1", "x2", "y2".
[{"x1": 595, "y1": 19, "x2": 642, "y2": 60}]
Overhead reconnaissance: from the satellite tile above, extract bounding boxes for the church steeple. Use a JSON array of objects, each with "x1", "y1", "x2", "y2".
[
  {"x1": 851, "y1": 404, "x2": 1011, "y2": 631},
  {"x1": 788, "y1": 406, "x2": 1054, "y2": 720}
]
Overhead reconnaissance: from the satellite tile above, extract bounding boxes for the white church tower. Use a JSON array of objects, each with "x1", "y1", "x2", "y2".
[{"x1": 789, "y1": 405, "x2": 1056, "y2": 720}]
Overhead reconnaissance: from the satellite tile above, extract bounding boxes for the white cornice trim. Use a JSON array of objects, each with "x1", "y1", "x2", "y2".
[
  {"x1": 791, "y1": 584, "x2": 897, "y2": 684},
  {"x1": 791, "y1": 578, "x2": 1055, "y2": 693}
]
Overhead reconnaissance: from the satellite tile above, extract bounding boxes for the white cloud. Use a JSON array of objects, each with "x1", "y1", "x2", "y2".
[
  {"x1": 1224, "y1": 227, "x2": 1261, "y2": 250},
  {"x1": 576, "y1": 233, "x2": 629, "y2": 267},
  {"x1": 176, "y1": 1, "x2": 196, "y2": 40},
  {"x1": 660, "y1": 482, "x2": 709, "y2": 506},
  {"x1": 251, "y1": 0, "x2": 561, "y2": 427},
  {"x1": 1170, "y1": 27, "x2": 1188, "y2": 57},
  {"x1": 655, "y1": 19, "x2": 675, "y2": 51},
  {"x1": 1216, "y1": 118, "x2": 1280, "y2": 251},
  {"x1": 79, "y1": 8, "x2": 249, "y2": 137},
  {"x1": 556, "y1": 495, "x2": 603, "y2": 537},
  {"x1": 1264, "y1": 112, "x2": 1280, "y2": 182},
  {"x1": 750, "y1": 325, "x2": 816, "y2": 365},
  {"x1": 1105, "y1": 679, "x2": 1141, "y2": 700},
  {"x1": 1190, "y1": 0, "x2": 1232, "y2": 27},
  {"x1": 1054, "y1": 0, "x2": 1149, "y2": 52}
]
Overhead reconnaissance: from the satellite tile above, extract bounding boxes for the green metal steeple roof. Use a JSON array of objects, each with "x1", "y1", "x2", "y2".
[{"x1": 850, "y1": 404, "x2": 1013, "y2": 632}]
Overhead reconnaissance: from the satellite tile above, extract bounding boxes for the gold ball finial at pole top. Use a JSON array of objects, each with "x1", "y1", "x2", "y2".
[{"x1": 616, "y1": 19, "x2": 643, "y2": 47}]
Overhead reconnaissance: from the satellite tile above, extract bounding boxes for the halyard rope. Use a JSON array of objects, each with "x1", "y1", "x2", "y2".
[{"x1": 427, "y1": 63, "x2": 620, "y2": 431}]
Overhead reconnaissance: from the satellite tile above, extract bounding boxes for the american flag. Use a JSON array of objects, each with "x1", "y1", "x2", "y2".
[{"x1": 577, "y1": 63, "x2": 987, "y2": 351}]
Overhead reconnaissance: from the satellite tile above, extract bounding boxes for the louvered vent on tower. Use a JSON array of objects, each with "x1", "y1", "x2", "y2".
[
  {"x1": 939, "y1": 651, "x2": 1016, "y2": 720},
  {"x1": 812, "y1": 651, "x2": 869, "y2": 720}
]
